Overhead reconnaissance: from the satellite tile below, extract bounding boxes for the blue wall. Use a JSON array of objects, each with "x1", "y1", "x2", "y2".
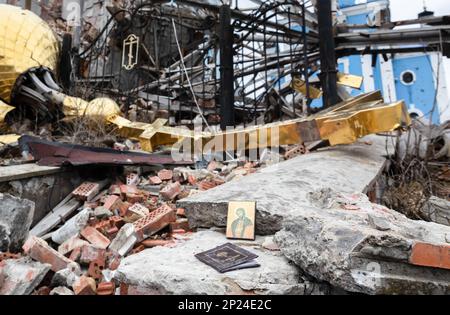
[{"x1": 392, "y1": 55, "x2": 439, "y2": 123}]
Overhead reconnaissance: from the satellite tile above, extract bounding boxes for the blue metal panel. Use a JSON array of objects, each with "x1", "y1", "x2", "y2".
[
  {"x1": 346, "y1": 13, "x2": 368, "y2": 24},
  {"x1": 339, "y1": 0, "x2": 383, "y2": 8},
  {"x1": 392, "y1": 55, "x2": 439, "y2": 123}
]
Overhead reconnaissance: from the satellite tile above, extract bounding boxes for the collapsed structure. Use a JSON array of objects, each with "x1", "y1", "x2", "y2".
[{"x1": 0, "y1": 0, "x2": 449, "y2": 295}]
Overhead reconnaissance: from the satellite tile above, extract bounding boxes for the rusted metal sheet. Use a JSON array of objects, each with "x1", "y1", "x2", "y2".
[{"x1": 19, "y1": 136, "x2": 188, "y2": 167}]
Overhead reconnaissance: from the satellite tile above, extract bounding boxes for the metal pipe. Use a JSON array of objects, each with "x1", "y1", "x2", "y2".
[
  {"x1": 219, "y1": 4, "x2": 235, "y2": 129},
  {"x1": 317, "y1": 0, "x2": 339, "y2": 108}
]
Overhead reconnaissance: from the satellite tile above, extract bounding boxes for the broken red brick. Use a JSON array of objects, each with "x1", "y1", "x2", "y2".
[
  {"x1": 109, "y1": 184, "x2": 121, "y2": 195},
  {"x1": 23, "y1": 236, "x2": 76, "y2": 272},
  {"x1": 160, "y1": 182, "x2": 182, "y2": 200},
  {"x1": 119, "y1": 283, "x2": 129, "y2": 295},
  {"x1": 125, "y1": 203, "x2": 150, "y2": 223},
  {"x1": 33, "y1": 286, "x2": 51, "y2": 295},
  {"x1": 73, "y1": 276, "x2": 97, "y2": 295},
  {"x1": 141, "y1": 239, "x2": 174, "y2": 248},
  {"x1": 88, "y1": 254, "x2": 107, "y2": 280},
  {"x1": 120, "y1": 184, "x2": 139, "y2": 197},
  {"x1": 187, "y1": 175, "x2": 197, "y2": 185},
  {"x1": 72, "y1": 182, "x2": 100, "y2": 202},
  {"x1": 133, "y1": 204, "x2": 176, "y2": 241},
  {"x1": 410, "y1": 242, "x2": 450, "y2": 270},
  {"x1": 197, "y1": 179, "x2": 221, "y2": 191},
  {"x1": 171, "y1": 229, "x2": 186, "y2": 234},
  {"x1": 97, "y1": 282, "x2": 116, "y2": 296},
  {"x1": 131, "y1": 244, "x2": 145, "y2": 255},
  {"x1": 103, "y1": 195, "x2": 121, "y2": 211},
  {"x1": 176, "y1": 208, "x2": 186, "y2": 217},
  {"x1": 110, "y1": 216, "x2": 125, "y2": 229},
  {"x1": 170, "y1": 219, "x2": 190, "y2": 232},
  {"x1": 149, "y1": 176, "x2": 162, "y2": 185},
  {"x1": 126, "y1": 193, "x2": 145, "y2": 204},
  {"x1": 80, "y1": 226, "x2": 111, "y2": 249},
  {"x1": 0, "y1": 252, "x2": 21, "y2": 263},
  {"x1": 157, "y1": 169, "x2": 173, "y2": 181}
]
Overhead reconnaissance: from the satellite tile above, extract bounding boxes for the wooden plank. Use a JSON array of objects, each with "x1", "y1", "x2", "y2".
[
  {"x1": 0, "y1": 164, "x2": 61, "y2": 183},
  {"x1": 30, "y1": 197, "x2": 82, "y2": 237}
]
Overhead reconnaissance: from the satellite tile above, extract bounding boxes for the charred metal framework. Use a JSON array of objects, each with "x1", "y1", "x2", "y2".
[
  {"x1": 70, "y1": 0, "x2": 320, "y2": 128},
  {"x1": 68, "y1": 0, "x2": 450, "y2": 128}
]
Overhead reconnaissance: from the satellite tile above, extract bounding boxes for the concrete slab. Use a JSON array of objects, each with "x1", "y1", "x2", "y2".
[
  {"x1": 0, "y1": 164, "x2": 61, "y2": 183},
  {"x1": 114, "y1": 230, "x2": 330, "y2": 295},
  {"x1": 178, "y1": 135, "x2": 394, "y2": 235}
]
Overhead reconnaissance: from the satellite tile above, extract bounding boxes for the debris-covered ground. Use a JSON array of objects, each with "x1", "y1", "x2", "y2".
[{"x1": 0, "y1": 0, "x2": 450, "y2": 296}]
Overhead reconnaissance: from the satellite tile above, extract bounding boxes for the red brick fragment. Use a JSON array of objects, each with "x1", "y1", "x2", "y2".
[
  {"x1": 410, "y1": 242, "x2": 450, "y2": 270},
  {"x1": 170, "y1": 219, "x2": 190, "y2": 232},
  {"x1": 157, "y1": 169, "x2": 173, "y2": 181},
  {"x1": 72, "y1": 182, "x2": 100, "y2": 201},
  {"x1": 176, "y1": 208, "x2": 186, "y2": 217},
  {"x1": 97, "y1": 282, "x2": 116, "y2": 296},
  {"x1": 141, "y1": 239, "x2": 174, "y2": 248},
  {"x1": 80, "y1": 226, "x2": 111, "y2": 249},
  {"x1": 149, "y1": 176, "x2": 162, "y2": 185},
  {"x1": 133, "y1": 204, "x2": 176, "y2": 241},
  {"x1": 160, "y1": 182, "x2": 182, "y2": 200},
  {"x1": 23, "y1": 236, "x2": 76, "y2": 272},
  {"x1": 73, "y1": 276, "x2": 97, "y2": 295}
]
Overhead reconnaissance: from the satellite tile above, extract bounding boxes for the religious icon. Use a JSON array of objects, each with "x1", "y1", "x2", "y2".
[{"x1": 226, "y1": 201, "x2": 256, "y2": 240}]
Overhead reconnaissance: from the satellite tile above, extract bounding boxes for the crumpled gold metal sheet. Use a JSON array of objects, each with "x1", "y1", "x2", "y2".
[
  {"x1": 0, "y1": 4, "x2": 59, "y2": 103},
  {"x1": 108, "y1": 91, "x2": 411, "y2": 153}
]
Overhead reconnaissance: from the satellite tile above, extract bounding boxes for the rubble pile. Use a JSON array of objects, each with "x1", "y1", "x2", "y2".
[{"x1": 0, "y1": 158, "x2": 268, "y2": 295}]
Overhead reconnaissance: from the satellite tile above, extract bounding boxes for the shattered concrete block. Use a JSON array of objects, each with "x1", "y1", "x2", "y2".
[
  {"x1": 58, "y1": 235, "x2": 89, "y2": 256},
  {"x1": 115, "y1": 230, "x2": 316, "y2": 295},
  {"x1": 109, "y1": 223, "x2": 138, "y2": 257},
  {"x1": 51, "y1": 209, "x2": 91, "y2": 245},
  {"x1": 51, "y1": 266, "x2": 81, "y2": 288},
  {"x1": 0, "y1": 193, "x2": 35, "y2": 252},
  {"x1": 420, "y1": 197, "x2": 450, "y2": 227},
  {"x1": 93, "y1": 206, "x2": 113, "y2": 219},
  {"x1": 410, "y1": 242, "x2": 450, "y2": 270},
  {"x1": 274, "y1": 189, "x2": 450, "y2": 295},
  {"x1": 160, "y1": 182, "x2": 182, "y2": 201},
  {"x1": 50, "y1": 286, "x2": 75, "y2": 295},
  {"x1": 73, "y1": 276, "x2": 97, "y2": 295},
  {"x1": 0, "y1": 257, "x2": 50, "y2": 295},
  {"x1": 80, "y1": 226, "x2": 111, "y2": 249},
  {"x1": 133, "y1": 204, "x2": 176, "y2": 241},
  {"x1": 23, "y1": 236, "x2": 77, "y2": 272}
]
